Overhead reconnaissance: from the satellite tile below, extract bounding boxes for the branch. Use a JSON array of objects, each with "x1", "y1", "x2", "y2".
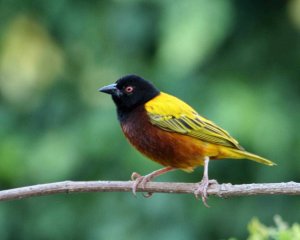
[{"x1": 0, "y1": 181, "x2": 299, "y2": 202}]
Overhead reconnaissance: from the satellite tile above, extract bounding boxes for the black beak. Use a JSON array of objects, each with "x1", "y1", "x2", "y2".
[{"x1": 98, "y1": 83, "x2": 117, "y2": 94}]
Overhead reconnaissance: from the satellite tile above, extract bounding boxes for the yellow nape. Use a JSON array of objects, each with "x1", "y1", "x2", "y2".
[{"x1": 145, "y1": 92, "x2": 199, "y2": 119}]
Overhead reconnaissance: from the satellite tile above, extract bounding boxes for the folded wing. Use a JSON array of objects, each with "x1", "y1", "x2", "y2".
[{"x1": 145, "y1": 92, "x2": 243, "y2": 150}]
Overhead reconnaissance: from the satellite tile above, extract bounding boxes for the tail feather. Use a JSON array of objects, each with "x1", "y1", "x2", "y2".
[{"x1": 223, "y1": 148, "x2": 276, "y2": 166}]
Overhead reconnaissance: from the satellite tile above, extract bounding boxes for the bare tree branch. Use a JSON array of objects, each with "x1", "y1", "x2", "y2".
[{"x1": 0, "y1": 181, "x2": 299, "y2": 202}]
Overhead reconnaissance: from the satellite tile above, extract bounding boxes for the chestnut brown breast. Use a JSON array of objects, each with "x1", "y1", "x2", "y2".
[{"x1": 120, "y1": 106, "x2": 217, "y2": 171}]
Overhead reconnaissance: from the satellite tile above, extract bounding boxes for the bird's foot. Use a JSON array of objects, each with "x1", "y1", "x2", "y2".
[
  {"x1": 131, "y1": 172, "x2": 153, "y2": 198},
  {"x1": 194, "y1": 179, "x2": 218, "y2": 207},
  {"x1": 130, "y1": 167, "x2": 174, "y2": 198}
]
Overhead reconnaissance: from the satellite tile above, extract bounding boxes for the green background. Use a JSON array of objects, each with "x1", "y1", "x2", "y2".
[{"x1": 0, "y1": 0, "x2": 300, "y2": 239}]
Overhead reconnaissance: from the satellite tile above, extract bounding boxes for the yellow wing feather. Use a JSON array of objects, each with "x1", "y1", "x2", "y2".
[{"x1": 145, "y1": 92, "x2": 243, "y2": 150}]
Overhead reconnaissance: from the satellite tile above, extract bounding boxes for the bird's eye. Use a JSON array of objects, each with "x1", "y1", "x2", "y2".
[{"x1": 125, "y1": 86, "x2": 134, "y2": 93}]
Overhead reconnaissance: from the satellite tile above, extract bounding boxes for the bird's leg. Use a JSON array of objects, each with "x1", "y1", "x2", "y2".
[
  {"x1": 194, "y1": 156, "x2": 218, "y2": 207},
  {"x1": 131, "y1": 166, "x2": 174, "y2": 197}
]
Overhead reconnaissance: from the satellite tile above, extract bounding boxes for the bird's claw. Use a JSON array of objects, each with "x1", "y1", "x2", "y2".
[
  {"x1": 131, "y1": 172, "x2": 143, "y2": 197},
  {"x1": 131, "y1": 172, "x2": 141, "y2": 181},
  {"x1": 130, "y1": 172, "x2": 153, "y2": 198},
  {"x1": 194, "y1": 179, "x2": 218, "y2": 207}
]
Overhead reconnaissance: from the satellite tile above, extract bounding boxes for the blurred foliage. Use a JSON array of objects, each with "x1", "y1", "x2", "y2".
[
  {"x1": 0, "y1": 0, "x2": 300, "y2": 239},
  {"x1": 229, "y1": 216, "x2": 300, "y2": 240}
]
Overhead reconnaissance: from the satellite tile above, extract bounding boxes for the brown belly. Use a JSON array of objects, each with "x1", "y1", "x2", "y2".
[{"x1": 120, "y1": 107, "x2": 219, "y2": 171}]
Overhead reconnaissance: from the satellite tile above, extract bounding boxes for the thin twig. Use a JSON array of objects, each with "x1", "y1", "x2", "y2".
[{"x1": 0, "y1": 181, "x2": 299, "y2": 202}]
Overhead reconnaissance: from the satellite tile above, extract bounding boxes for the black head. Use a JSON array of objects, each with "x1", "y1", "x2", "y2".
[{"x1": 99, "y1": 75, "x2": 160, "y2": 113}]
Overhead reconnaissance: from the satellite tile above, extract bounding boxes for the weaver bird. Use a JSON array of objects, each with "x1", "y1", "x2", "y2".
[{"x1": 99, "y1": 75, "x2": 275, "y2": 206}]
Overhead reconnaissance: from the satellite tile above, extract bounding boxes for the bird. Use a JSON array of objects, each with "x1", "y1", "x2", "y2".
[{"x1": 99, "y1": 74, "x2": 275, "y2": 206}]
